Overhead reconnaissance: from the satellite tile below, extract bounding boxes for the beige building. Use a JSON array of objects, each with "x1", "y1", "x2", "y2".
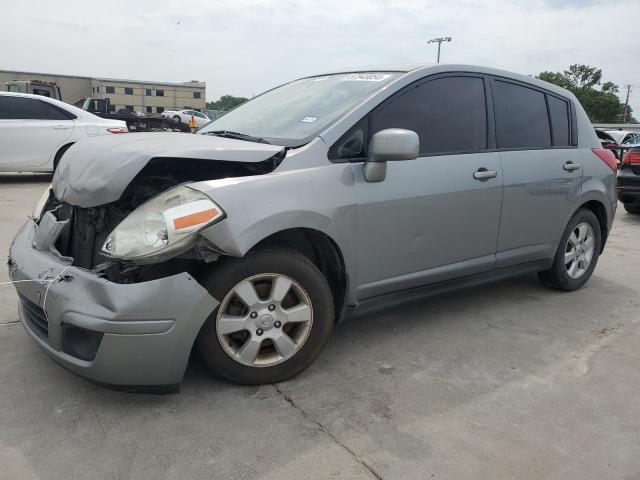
[{"x1": 0, "y1": 69, "x2": 206, "y2": 113}]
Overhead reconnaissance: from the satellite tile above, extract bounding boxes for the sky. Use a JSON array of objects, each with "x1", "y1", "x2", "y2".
[{"x1": 1, "y1": 0, "x2": 639, "y2": 115}]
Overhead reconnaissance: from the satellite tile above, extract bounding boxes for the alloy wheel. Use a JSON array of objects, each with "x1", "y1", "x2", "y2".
[
  {"x1": 215, "y1": 273, "x2": 313, "y2": 367},
  {"x1": 564, "y1": 222, "x2": 595, "y2": 279}
]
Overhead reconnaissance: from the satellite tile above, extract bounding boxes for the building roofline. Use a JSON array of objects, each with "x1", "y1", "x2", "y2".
[{"x1": 0, "y1": 69, "x2": 205, "y2": 87}]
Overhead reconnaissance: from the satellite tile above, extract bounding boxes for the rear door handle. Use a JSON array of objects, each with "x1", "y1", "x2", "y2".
[
  {"x1": 473, "y1": 168, "x2": 498, "y2": 180},
  {"x1": 563, "y1": 161, "x2": 581, "y2": 172},
  {"x1": 53, "y1": 125, "x2": 70, "y2": 130}
]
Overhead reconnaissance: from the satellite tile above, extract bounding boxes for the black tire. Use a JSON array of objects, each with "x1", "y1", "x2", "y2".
[
  {"x1": 173, "y1": 115, "x2": 181, "y2": 124},
  {"x1": 196, "y1": 248, "x2": 334, "y2": 384},
  {"x1": 538, "y1": 208, "x2": 602, "y2": 291},
  {"x1": 623, "y1": 203, "x2": 640, "y2": 215}
]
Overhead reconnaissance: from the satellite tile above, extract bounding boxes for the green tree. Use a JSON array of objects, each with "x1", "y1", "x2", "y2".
[
  {"x1": 537, "y1": 65, "x2": 634, "y2": 123},
  {"x1": 206, "y1": 94, "x2": 248, "y2": 112}
]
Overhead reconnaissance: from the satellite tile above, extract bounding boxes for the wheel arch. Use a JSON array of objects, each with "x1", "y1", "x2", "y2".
[
  {"x1": 53, "y1": 142, "x2": 74, "y2": 172},
  {"x1": 562, "y1": 195, "x2": 611, "y2": 254},
  {"x1": 247, "y1": 227, "x2": 349, "y2": 324}
]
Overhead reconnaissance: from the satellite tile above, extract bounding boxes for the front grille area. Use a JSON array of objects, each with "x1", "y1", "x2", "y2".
[
  {"x1": 50, "y1": 203, "x2": 118, "y2": 270},
  {"x1": 19, "y1": 294, "x2": 48, "y2": 342}
]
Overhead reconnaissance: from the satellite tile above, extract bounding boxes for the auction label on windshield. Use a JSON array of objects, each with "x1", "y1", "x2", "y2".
[{"x1": 342, "y1": 73, "x2": 392, "y2": 82}]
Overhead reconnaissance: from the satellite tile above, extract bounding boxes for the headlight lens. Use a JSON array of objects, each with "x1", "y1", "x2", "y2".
[
  {"x1": 33, "y1": 184, "x2": 52, "y2": 221},
  {"x1": 101, "y1": 185, "x2": 224, "y2": 263}
]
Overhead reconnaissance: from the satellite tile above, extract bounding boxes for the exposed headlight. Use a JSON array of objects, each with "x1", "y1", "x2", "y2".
[
  {"x1": 33, "y1": 184, "x2": 52, "y2": 221},
  {"x1": 101, "y1": 185, "x2": 224, "y2": 264}
]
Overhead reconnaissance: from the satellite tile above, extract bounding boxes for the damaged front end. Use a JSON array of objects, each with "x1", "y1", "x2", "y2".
[
  {"x1": 10, "y1": 134, "x2": 287, "y2": 389},
  {"x1": 47, "y1": 154, "x2": 283, "y2": 284}
]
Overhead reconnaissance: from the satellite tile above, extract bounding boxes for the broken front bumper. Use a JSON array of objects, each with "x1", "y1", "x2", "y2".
[{"x1": 8, "y1": 216, "x2": 218, "y2": 389}]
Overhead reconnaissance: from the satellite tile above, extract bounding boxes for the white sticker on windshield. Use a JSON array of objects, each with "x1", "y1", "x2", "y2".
[
  {"x1": 342, "y1": 73, "x2": 392, "y2": 82},
  {"x1": 300, "y1": 116, "x2": 318, "y2": 123}
]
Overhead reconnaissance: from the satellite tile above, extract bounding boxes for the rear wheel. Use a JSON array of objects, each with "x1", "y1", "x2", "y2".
[
  {"x1": 624, "y1": 203, "x2": 640, "y2": 215},
  {"x1": 173, "y1": 115, "x2": 182, "y2": 124},
  {"x1": 197, "y1": 248, "x2": 334, "y2": 384},
  {"x1": 538, "y1": 209, "x2": 601, "y2": 291}
]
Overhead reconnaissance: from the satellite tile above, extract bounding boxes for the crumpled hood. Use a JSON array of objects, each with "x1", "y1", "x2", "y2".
[{"x1": 53, "y1": 132, "x2": 285, "y2": 208}]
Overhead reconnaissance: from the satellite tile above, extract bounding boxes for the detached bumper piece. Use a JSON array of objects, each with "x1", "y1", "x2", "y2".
[{"x1": 9, "y1": 216, "x2": 219, "y2": 389}]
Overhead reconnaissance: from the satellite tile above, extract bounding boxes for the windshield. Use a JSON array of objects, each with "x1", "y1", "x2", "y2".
[{"x1": 198, "y1": 72, "x2": 400, "y2": 146}]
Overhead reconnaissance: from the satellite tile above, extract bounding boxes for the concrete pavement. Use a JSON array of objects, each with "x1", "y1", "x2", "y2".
[{"x1": 1, "y1": 173, "x2": 640, "y2": 479}]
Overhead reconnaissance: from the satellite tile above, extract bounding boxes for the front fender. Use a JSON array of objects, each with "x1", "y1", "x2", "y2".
[{"x1": 191, "y1": 163, "x2": 359, "y2": 297}]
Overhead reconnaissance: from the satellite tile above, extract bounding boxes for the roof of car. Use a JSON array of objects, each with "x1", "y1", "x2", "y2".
[
  {"x1": 306, "y1": 64, "x2": 576, "y2": 100},
  {"x1": 315, "y1": 64, "x2": 431, "y2": 75}
]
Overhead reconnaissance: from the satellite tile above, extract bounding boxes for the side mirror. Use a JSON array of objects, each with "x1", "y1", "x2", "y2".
[{"x1": 363, "y1": 128, "x2": 419, "y2": 182}]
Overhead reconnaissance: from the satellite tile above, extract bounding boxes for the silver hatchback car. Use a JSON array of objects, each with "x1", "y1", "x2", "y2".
[{"x1": 9, "y1": 64, "x2": 617, "y2": 391}]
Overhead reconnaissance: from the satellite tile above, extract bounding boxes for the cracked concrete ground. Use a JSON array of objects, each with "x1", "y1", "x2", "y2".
[{"x1": 1, "y1": 173, "x2": 640, "y2": 480}]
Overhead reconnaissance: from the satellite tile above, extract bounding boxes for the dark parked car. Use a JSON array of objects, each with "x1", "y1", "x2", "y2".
[{"x1": 617, "y1": 147, "x2": 640, "y2": 214}]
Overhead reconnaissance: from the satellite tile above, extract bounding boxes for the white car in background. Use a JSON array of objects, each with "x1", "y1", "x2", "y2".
[
  {"x1": 605, "y1": 130, "x2": 640, "y2": 147},
  {"x1": 0, "y1": 91, "x2": 128, "y2": 173},
  {"x1": 162, "y1": 109, "x2": 211, "y2": 128}
]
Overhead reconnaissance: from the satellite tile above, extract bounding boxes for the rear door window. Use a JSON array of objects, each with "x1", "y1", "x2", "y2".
[
  {"x1": 547, "y1": 95, "x2": 570, "y2": 146},
  {"x1": 371, "y1": 76, "x2": 487, "y2": 155},
  {"x1": 493, "y1": 80, "x2": 551, "y2": 149}
]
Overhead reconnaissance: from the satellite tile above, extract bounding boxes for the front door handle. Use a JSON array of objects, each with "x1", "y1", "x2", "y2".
[
  {"x1": 473, "y1": 168, "x2": 498, "y2": 180},
  {"x1": 53, "y1": 125, "x2": 70, "y2": 130},
  {"x1": 563, "y1": 161, "x2": 581, "y2": 172}
]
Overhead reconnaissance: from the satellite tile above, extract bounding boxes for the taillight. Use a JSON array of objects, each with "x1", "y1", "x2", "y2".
[
  {"x1": 592, "y1": 148, "x2": 617, "y2": 172},
  {"x1": 622, "y1": 150, "x2": 640, "y2": 166},
  {"x1": 107, "y1": 127, "x2": 128, "y2": 134},
  {"x1": 605, "y1": 143, "x2": 618, "y2": 149}
]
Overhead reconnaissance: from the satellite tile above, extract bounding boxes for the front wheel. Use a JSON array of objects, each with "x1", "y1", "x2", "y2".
[
  {"x1": 538, "y1": 209, "x2": 601, "y2": 291},
  {"x1": 173, "y1": 115, "x2": 182, "y2": 124},
  {"x1": 197, "y1": 248, "x2": 334, "y2": 384},
  {"x1": 624, "y1": 203, "x2": 640, "y2": 215}
]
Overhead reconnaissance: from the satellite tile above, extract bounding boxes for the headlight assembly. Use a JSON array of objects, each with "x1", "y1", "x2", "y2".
[{"x1": 101, "y1": 185, "x2": 224, "y2": 264}]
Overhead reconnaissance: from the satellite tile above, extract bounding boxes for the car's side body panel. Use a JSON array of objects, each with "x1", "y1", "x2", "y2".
[
  {"x1": 495, "y1": 148, "x2": 582, "y2": 268},
  {"x1": 352, "y1": 151, "x2": 503, "y2": 299}
]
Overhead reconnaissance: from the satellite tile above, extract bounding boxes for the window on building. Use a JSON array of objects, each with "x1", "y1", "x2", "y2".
[
  {"x1": 371, "y1": 76, "x2": 487, "y2": 155},
  {"x1": 157, "y1": 106, "x2": 164, "y2": 113},
  {"x1": 105, "y1": 86, "x2": 115, "y2": 94},
  {"x1": 156, "y1": 89, "x2": 164, "y2": 97},
  {"x1": 145, "y1": 89, "x2": 152, "y2": 96},
  {"x1": 109, "y1": 104, "x2": 116, "y2": 112},
  {"x1": 146, "y1": 106, "x2": 152, "y2": 113},
  {"x1": 125, "y1": 87, "x2": 134, "y2": 95},
  {"x1": 193, "y1": 91, "x2": 201, "y2": 99},
  {"x1": 125, "y1": 105, "x2": 134, "y2": 112},
  {"x1": 547, "y1": 95, "x2": 570, "y2": 147},
  {"x1": 493, "y1": 80, "x2": 551, "y2": 149},
  {"x1": 0, "y1": 96, "x2": 76, "y2": 120}
]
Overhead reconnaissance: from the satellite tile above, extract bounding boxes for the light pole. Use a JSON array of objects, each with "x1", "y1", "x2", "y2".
[{"x1": 428, "y1": 37, "x2": 452, "y2": 63}]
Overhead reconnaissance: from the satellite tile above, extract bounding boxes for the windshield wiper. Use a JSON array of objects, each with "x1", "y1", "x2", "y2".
[{"x1": 203, "y1": 130, "x2": 270, "y2": 144}]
